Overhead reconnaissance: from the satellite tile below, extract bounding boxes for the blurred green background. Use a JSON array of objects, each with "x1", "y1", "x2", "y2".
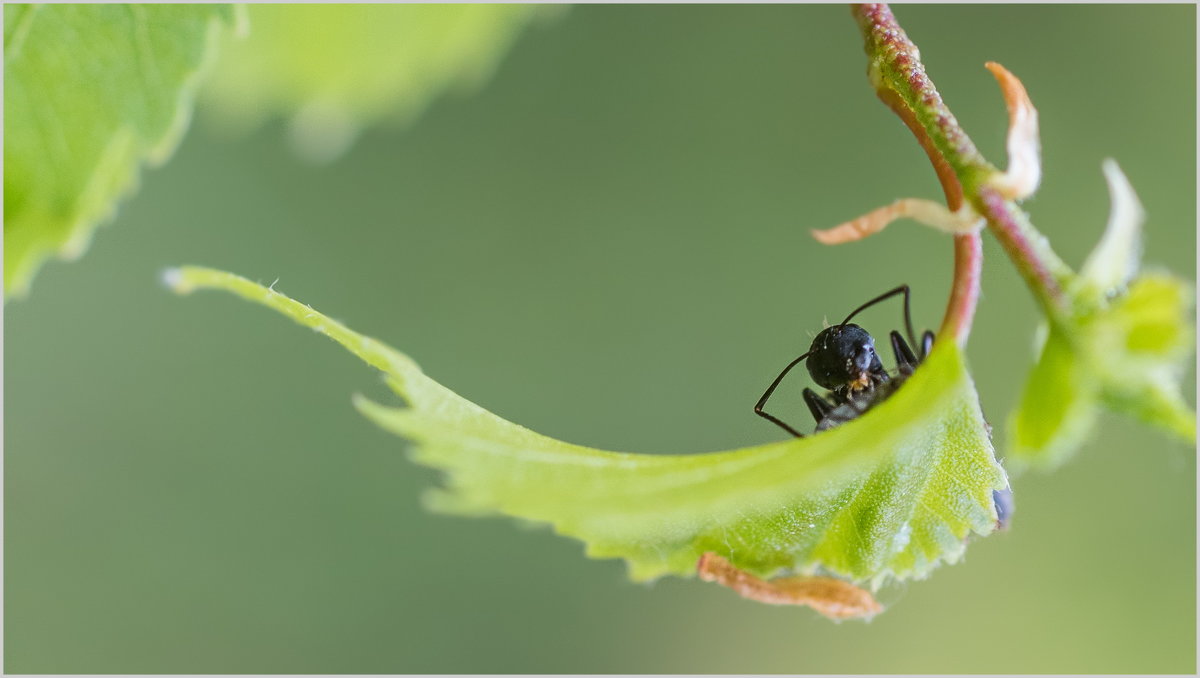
[{"x1": 6, "y1": 4, "x2": 1195, "y2": 673}]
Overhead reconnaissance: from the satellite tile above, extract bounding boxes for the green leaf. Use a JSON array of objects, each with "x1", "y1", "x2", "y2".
[
  {"x1": 1009, "y1": 162, "x2": 1195, "y2": 468},
  {"x1": 4, "y1": 4, "x2": 235, "y2": 300},
  {"x1": 168, "y1": 266, "x2": 1009, "y2": 593},
  {"x1": 1008, "y1": 325, "x2": 1100, "y2": 468},
  {"x1": 200, "y1": 5, "x2": 559, "y2": 163},
  {"x1": 1093, "y1": 274, "x2": 1195, "y2": 439}
]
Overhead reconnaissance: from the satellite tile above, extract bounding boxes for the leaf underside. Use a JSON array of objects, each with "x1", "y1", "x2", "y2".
[
  {"x1": 4, "y1": 4, "x2": 235, "y2": 299},
  {"x1": 169, "y1": 266, "x2": 1007, "y2": 589}
]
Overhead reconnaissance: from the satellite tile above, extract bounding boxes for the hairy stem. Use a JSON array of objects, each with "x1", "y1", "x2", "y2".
[
  {"x1": 942, "y1": 233, "x2": 982, "y2": 345},
  {"x1": 851, "y1": 4, "x2": 995, "y2": 187},
  {"x1": 850, "y1": 3, "x2": 1071, "y2": 322},
  {"x1": 977, "y1": 187, "x2": 1069, "y2": 308}
]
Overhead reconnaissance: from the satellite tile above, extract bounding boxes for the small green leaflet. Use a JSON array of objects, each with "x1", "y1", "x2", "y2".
[
  {"x1": 1010, "y1": 274, "x2": 1195, "y2": 469},
  {"x1": 168, "y1": 266, "x2": 1007, "y2": 592},
  {"x1": 1009, "y1": 161, "x2": 1196, "y2": 469},
  {"x1": 4, "y1": 4, "x2": 236, "y2": 299}
]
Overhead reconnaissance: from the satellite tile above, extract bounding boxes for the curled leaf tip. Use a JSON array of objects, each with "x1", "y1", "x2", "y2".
[
  {"x1": 813, "y1": 198, "x2": 981, "y2": 245},
  {"x1": 698, "y1": 552, "x2": 882, "y2": 621},
  {"x1": 985, "y1": 62, "x2": 1041, "y2": 200},
  {"x1": 161, "y1": 267, "x2": 190, "y2": 294}
]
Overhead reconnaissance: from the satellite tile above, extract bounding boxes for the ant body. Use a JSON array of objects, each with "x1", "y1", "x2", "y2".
[
  {"x1": 752, "y1": 284, "x2": 1013, "y2": 530},
  {"x1": 754, "y1": 285, "x2": 932, "y2": 438}
]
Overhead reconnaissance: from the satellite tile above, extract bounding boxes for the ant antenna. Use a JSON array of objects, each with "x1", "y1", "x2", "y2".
[
  {"x1": 753, "y1": 350, "x2": 813, "y2": 438},
  {"x1": 837, "y1": 284, "x2": 917, "y2": 351}
]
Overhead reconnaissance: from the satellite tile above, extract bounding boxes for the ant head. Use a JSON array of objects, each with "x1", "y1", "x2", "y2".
[{"x1": 805, "y1": 324, "x2": 883, "y2": 391}]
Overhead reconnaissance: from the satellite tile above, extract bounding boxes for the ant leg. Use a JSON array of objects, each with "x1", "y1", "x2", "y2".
[
  {"x1": 802, "y1": 388, "x2": 835, "y2": 423},
  {"x1": 889, "y1": 330, "x2": 918, "y2": 373},
  {"x1": 921, "y1": 330, "x2": 935, "y2": 360},
  {"x1": 838, "y1": 284, "x2": 917, "y2": 351},
  {"x1": 754, "y1": 351, "x2": 811, "y2": 438}
]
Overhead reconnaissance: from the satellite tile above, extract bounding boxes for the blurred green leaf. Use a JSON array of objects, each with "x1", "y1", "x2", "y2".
[
  {"x1": 1009, "y1": 326, "x2": 1099, "y2": 467},
  {"x1": 201, "y1": 4, "x2": 559, "y2": 163},
  {"x1": 1095, "y1": 274, "x2": 1196, "y2": 438},
  {"x1": 169, "y1": 266, "x2": 1008, "y2": 595},
  {"x1": 3, "y1": 4, "x2": 235, "y2": 300},
  {"x1": 1009, "y1": 162, "x2": 1195, "y2": 469}
]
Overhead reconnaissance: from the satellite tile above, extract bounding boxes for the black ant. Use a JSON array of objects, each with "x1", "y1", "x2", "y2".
[
  {"x1": 752, "y1": 283, "x2": 1013, "y2": 531},
  {"x1": 754, "y1": 285, "x2": 932, "y2": 438}
]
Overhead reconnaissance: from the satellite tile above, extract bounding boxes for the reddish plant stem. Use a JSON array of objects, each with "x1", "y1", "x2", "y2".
[
  {"x1": 943, "y1": 234, "x2": 982, "y2": 343},
  {"x1": 875, "y1": 88, "x2": 965, "y2": 211},
  {"x1": 851, "y1": 4, "x2": 993, "y2": 183},
  {"x1": 977, "y1": 188, "x2": 1065, "y2": 306},
  {"x1": 851, "y1": 4, "x2": 983, "y2": 346},
  {"x1": 871, "y1": 59, "x2": 982, "y2": 344},
  {"x1": 851, "y1": 3, "x2": 1069, "y2": 320}
]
